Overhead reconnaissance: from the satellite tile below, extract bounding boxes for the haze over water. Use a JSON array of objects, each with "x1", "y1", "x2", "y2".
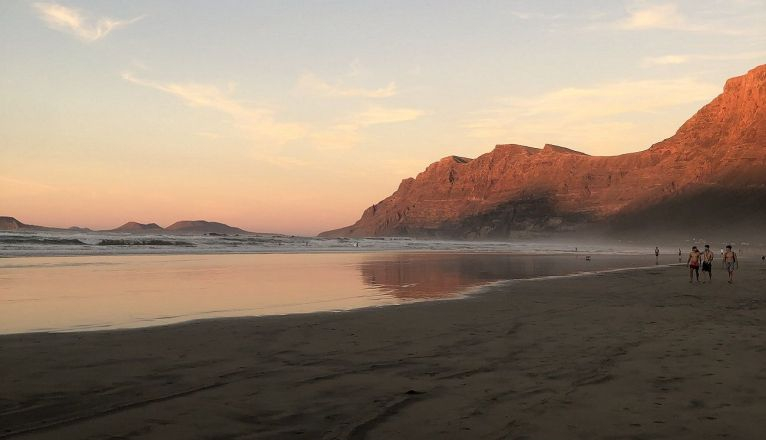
[{"x1": 0, "y1": 252, "x2": 677, "y2": 334}]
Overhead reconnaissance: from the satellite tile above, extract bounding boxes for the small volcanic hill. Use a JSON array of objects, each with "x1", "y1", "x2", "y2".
[
  {"x1": 165, "y1": 220, "x2": 250, "y2": 235},
  {"x1": 0, "y1": 216, "x2": 32, "y2": 231},
  {"x1": 320, "y1": 64, "x2": 766, "y2": 239},
  {"x1": 110, "y1": 222, "x2": 164, "y2": 233},
  {"x1": 0, "y1": 216, "x2": 92, "y2": 232},
  {"x1": 68, "y1": 226, "x2": 93, "y2": 232}
]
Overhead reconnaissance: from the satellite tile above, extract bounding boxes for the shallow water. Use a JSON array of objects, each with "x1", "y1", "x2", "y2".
[{"x1": 0, "y1": 252, "x2": 678, "y2": 334}]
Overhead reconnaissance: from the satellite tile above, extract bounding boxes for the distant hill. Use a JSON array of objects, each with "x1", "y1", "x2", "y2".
[
  {"x1": 0, "y1": 216, "x2": 56, "y2": 231},
  {"x1": 1, "y1": 217, "x2": 253, "y2": 236},
  {"x1": 0, "y1": 216, "x2": 31, "y2": 230},
  {"x1": 68, "y1": 226, "x2": 93, "y2": 232},
  {"x1": 110, "y1": 222, "x2": 165, "y2": 233},
  {"x1": 320, "y1": 64, "x2": 766, "y2": 240},
  {"x1": 165, "y1": 220, "x2": 250, "y2": 235}
]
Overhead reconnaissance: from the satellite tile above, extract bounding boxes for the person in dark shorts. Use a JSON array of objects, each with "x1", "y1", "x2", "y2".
[
  {"x1": 688, "y1": 246, "x2": 701, "y2": 283},
  {"x1": 723, "y1": 245, "x2": 738, "y2": 284},
  {"x1": 701, "y1": 244, "x2": 714, "y2": 282}
]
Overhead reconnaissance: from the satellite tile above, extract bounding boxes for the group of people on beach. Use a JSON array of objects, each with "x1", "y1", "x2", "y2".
[
  {"x1": 685, "y1": 245, "x2": 738, "y2": 284},
  {"x1": 655, "y1": 245, "x2": 739, "y2": 284}
]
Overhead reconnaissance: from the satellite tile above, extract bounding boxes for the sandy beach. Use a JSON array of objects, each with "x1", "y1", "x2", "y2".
[{"x1": 2, "y1": 261, "x2": 765, "y2": 440}]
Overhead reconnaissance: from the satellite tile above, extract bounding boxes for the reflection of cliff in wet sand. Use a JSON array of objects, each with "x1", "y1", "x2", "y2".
[
  {"x1": 359, "y1": 253, "x2": 669, "y2": 299},
  {"x1": 360, "y1": 254, "x2": 500, "y2": 299}
]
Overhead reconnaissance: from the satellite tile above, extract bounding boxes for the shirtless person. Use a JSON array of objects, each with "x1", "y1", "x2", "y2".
[
  {"x1": 687, "y1": 246, "x2": 701, "y2": 283},
  {"x1": 723, "y1": 245, "x2": 738, "y2": 284},
  {"x1": 701, "y1": 244, "x2": 714, "y2": 282}
]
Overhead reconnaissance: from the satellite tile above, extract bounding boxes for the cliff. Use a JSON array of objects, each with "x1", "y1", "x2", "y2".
[{"x1": 320, "y1": 64, "x2": 766, "y2": 239}]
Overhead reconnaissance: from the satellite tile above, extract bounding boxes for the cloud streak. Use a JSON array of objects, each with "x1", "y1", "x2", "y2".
[
  {"x1": 642, "y1": 50, "x2": 766, "y2": 67},
  {"x1": 616, "y1": 3, "x2": 689, "y2": 30},
  {"x1": 123, "y1": 72, "x2": 423, "y2": 152},
  {"x1": 592, "y1": 2, "x2": 762, "y2": 36},
  {"x1": 297, "y1": 73, "x2": 397, "y2": 98},
  {"x1": 463, "y1": 77, "x2": 720, "y2": 154},
  {"x1": 311, "y1": 107, "x2": 425, "y2": 151},
  {"x1": 33, "y1": 2, "x2": 143, "y2": 42},
  {"x1": 122, "y1": 72, "x2": 307, "y2": 145}
]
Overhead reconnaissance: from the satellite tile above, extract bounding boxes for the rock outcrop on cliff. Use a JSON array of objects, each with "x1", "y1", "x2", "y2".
[{"x1": 320, "y1": 64, "x2": 766, "y2": 239}]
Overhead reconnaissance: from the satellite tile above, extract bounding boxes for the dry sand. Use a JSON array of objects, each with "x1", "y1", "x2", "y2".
[{"x1": 1, "y1": 261, "x2": 765, "y2": 439}]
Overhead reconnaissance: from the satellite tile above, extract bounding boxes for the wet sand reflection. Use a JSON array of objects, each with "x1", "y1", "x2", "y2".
[
  {"x1": 0, "y1": 252, "x2": 668, "y2": 333},
  {"x1": 358, "y1": 253, "x2": 668, "y2": 299}
]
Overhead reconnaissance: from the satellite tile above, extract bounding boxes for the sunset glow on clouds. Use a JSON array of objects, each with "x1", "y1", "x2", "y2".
[
  {"x1": 33, "y1": 2, "x2": 143, "y2": 42},
  {"x1": 2, "y1": 0, "x2": 765, "y2": 234}
]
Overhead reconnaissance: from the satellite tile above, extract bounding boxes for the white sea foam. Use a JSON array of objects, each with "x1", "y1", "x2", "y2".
[{"x1": 0, "y1": 230, "x2": 658, "y2": 257}]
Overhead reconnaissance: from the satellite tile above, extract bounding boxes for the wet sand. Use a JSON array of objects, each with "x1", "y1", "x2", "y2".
[{"x1": 1, "y1": 261, "x2": 765, "y2": 439}]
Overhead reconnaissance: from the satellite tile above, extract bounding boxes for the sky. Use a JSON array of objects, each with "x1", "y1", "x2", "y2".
[{"x1": 1, "y1": 0, "x2": 765, "y2": 235}]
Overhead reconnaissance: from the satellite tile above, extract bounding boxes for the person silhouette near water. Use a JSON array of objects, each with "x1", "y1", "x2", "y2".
[{"x1": 723, "y1": 245, "x2": 738, "y2": 284}]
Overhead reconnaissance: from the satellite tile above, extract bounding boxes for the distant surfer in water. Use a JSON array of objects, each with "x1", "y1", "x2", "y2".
[{"x1": 687, "y1": 246, "x2": 701, "y2": 283}]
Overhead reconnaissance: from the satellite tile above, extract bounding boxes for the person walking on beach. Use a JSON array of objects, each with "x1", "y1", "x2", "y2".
[
  {"x1": 687, "y1": 246, "x2": 701, "y2": 283},
  {"x1": 702, "y1": 245, "x2": 714, "y2": 282},
  {"x1": 723, "y1": 245, "x2": 738, "y2": 284},
  {"x1": 655, "y1": 247, "x2": 660, "y2": 257}
]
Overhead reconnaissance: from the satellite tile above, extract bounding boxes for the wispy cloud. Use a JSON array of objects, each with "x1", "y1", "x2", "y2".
[
  {"x1": 311, "y1": 107, "x2": 425, "y2": 151},
  {"x1": 642, "y1": 50, "x2": 766, "y2": 67},
  {"x1": 616, "y1": 3, "x2": 689, "y2": 30},
  {"x1": 122, "y1": 72, "x2": 307, "y2": 145},
  {"x1": 33, "y1": 2, "x2": 143, "y2": 42},
  {"x1": 297, "y1": 73, "x2": 397, "y2": 98},
  {"x1": 593, "y1": 2, "x2": 761, "y2": 36},
  {"x1": 123, "y1": 72, "x2": 423, "y2": 152},
  {"x1": 463, "y1": 77, "x2": 720, "y2": 154}
]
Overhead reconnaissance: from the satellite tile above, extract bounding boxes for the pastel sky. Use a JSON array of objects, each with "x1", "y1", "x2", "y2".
[{"x1": 1, "y1": 0, "x2": 764, "y2": 235}]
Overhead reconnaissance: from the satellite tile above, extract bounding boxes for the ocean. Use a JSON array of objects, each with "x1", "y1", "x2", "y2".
[{"x1": 0, "y1": 231, "x2": 679, "y2": 334}]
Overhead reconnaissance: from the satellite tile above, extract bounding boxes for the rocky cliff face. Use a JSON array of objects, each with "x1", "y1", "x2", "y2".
[{"x1": 320, "y1": 64, "x2": 766, "y2": 239}]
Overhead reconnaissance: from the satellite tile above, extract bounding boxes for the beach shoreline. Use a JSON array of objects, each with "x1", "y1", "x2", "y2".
[
  {"x1": 0, "y1": 252, "x2": 680, "y2": 335},
  {"x1": 2, "y1": 261, "x2": 765, "y2": 439}
]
